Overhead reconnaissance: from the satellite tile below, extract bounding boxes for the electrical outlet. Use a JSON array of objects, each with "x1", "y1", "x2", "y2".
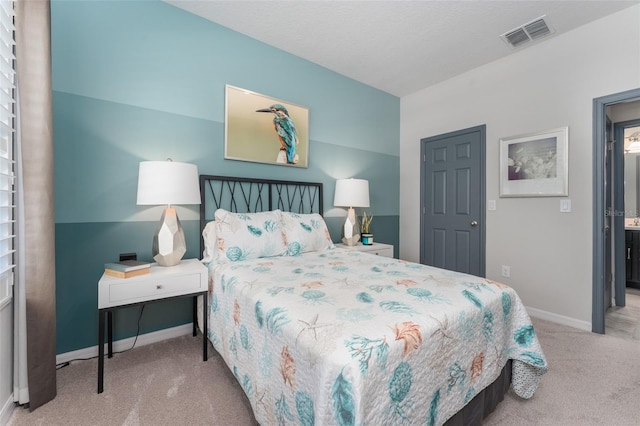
[{"x1": 501, "y1": 265, "x2": 511, "y2": 278}]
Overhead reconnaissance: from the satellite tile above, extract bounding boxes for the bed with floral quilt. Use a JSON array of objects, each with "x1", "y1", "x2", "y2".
[{"x1": 199, "y1": 203, "x2": 547, "y2": 426}]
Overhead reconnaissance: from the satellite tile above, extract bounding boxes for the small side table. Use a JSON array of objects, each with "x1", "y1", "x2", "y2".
[
  {"x1": 97, "y1": 258, "x2": 208, "y2": 393},
  {"x1": 334, "y1": 242, "x2": 394, "y2": 258}
]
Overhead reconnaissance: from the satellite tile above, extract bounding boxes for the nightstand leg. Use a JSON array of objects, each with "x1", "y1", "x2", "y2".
[
  {"x1": 202, "y1": 292, "x2": 208, "y2": 361},
  {"x1": 107, "y1": 310, "x2": 113, "y2": 358},
  {"x1": 192, "y1": 296, "x2": 197, "y2": 337},
  {"x1": 98, "y1": 310, "x2": 105, "y2": 394}
]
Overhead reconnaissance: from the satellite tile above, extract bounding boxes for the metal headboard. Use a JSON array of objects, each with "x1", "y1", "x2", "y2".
[{"x1": 199, "y1": 175, "x2": 324, "y2": 258}]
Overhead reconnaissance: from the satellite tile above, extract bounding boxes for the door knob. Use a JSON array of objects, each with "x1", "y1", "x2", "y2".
[{"x1": 470, "y1": 220, "x2": 478, "y2": 227}]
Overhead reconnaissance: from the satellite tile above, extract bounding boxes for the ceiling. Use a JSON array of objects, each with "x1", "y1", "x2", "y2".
[{"x1": 166, "y1": 0, "x2": 639, "y2": 97}]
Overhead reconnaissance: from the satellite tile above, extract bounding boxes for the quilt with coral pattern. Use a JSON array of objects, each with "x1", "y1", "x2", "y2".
[{"x1": 205, "y1": 248, "x2": 547, "y2": 425}]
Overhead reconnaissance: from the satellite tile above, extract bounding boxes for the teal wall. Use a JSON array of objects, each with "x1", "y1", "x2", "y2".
[{"x1": 51, "y1": 0, "x2": 400, "y2": 354}]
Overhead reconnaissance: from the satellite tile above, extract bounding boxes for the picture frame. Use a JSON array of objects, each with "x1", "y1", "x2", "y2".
[
  {"x1": 225, "y1": 85, "x2": 309, "y2": 168},
  {"x1": 499, "y1": 127, "x2": 569, "y2": 197}
]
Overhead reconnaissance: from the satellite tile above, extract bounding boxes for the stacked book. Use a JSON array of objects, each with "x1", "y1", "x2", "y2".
[{"x1": 104, "y1": 260, "x2": 152, "y2": 279}]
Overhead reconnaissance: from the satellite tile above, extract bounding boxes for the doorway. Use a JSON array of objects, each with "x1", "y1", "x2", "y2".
[
  {"x1": 420, "y1": 125, "x2": 486, "y2": 277},
  {"x1": 616, "y1": 119, "x2": 640, "y2": 299},
  {"x1": 606, "y1": 118, "x2": 640, "y2": 338},
  {"x1": 593, "y1": 88, "x2": 640, "y2": 334}
]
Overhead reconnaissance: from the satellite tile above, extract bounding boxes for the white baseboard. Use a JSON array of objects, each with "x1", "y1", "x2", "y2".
[
  {"x1": 526, "y1": 306, "x2": 592, "y2": 331},
  {"x1": 56, "y1": 323, "x2": 193, "y2": 365},
  {"x1": 0, "y1": 393, "x2": 15, "y2": 426}
]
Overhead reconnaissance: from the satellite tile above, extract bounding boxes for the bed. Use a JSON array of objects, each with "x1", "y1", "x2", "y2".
[{"x1": 199, "y1": 175, "x2": 547, "y2": 425}]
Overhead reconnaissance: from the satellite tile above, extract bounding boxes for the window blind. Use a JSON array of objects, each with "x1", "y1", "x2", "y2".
[{"x1": 0, "y1": 0, "x2": 15, "y2": 308}]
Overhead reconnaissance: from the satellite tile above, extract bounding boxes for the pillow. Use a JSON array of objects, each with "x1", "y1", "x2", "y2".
[
  {"x1": 201, "y1": 220, "x2": 217, "y2": 263},
  {"x1": 281, "y1": 212, "x2": 334, "y2": 256},
  {"x1": 214, "y1": 209, "x2": 287, "y2": 262}
]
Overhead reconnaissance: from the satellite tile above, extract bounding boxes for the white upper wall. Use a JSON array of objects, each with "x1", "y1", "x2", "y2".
[{"x1": 400, "y1": 5, "x2": 640, "y2": 327}]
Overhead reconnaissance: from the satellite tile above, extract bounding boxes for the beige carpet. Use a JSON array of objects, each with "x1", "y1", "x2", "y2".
[
  {"x1": 8, "y1": 317, "x2": 640, "y2": 426},
  {"x1": 8, "y1": 337, "x2": 257, "y2": 426}
]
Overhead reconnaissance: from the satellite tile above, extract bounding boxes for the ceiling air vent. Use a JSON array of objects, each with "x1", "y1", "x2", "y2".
[
  {"x1": 501, "y1": 15, "x2": 554, "y2": 49},
  {"x1": 503, "y1": 28, "x2": 530, "y2": 48}
]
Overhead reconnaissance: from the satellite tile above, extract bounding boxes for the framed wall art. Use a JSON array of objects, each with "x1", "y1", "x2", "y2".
[
  {"x1": 225, "y1": 85, "x2": 309, "y2": 168},
  {"x1": 499, "y1": 127, "x2": 569, "y2": 197}
]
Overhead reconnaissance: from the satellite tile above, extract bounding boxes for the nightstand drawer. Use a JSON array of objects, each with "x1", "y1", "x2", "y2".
[
  {"x1": 334, "y1": 242, "x2": 394, "y2": 258},
  {"x1": 108, "y1": 272, "x2": 203, "y2": 304},
  {"x1": 362, "y1": 247, "x2": 393, "y2": 257},
  {"x1": 98, "y1": 259, "x2": 207, "y2": 309}
]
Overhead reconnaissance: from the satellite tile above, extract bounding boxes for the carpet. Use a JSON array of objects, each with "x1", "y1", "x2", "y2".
[{"x1": 8, "y1": 317, "x2": 640, "y2": 425}]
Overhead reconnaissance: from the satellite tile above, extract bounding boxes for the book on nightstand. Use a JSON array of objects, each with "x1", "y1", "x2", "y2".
[
  {"x1": 103, "y1": 267, "x2": 150, "y2": 279},
  {"x1": 104, "y1": 260, "x2": 152, "y2": 279},
  {"x1": 104, "y1": 260, "x2": 151, "y2": 272}
]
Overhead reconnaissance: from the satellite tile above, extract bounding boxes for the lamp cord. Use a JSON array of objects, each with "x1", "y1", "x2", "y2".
[{"x1": 56, "y1": 304, "x2": 146, "y2": 370}]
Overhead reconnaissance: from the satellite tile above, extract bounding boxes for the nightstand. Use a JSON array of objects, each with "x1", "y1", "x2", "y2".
[
  {"x1": 335, "y1": 242, "x2": 394, "y2": 258},
  {"x1": 97, "y1": 258, "x2": 208, "y2": 393}
]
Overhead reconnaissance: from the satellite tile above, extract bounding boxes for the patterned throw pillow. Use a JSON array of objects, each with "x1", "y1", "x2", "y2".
[
  {"x1": 214, "y1": 209, "x2": 287, "y2": 262},
  {"x1": 281, "y1": 212, "x2": 335, "y2": 256},
  {"x1": 201, "y1": 220, "x2": 217, "y2": 263}
]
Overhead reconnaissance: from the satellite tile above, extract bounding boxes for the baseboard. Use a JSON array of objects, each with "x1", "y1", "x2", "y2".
[
  {"x1": 526, "y1": 306, "x2": 592, "y2": 331},
  {"x1": 56, "y1": 323, "x2": 193, "y2": 365},
  {"x1": 0, "y1": 393, "x2": 15, "y2": 426}
]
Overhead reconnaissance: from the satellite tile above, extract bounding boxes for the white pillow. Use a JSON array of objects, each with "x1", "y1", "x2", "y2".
[
  {"x1": 201, "y1": 220, "x2": 217, "y2": 263},
  {"x1": 214, "y1": 209, "x2": 287, "y2": 262},
  {"x1": 281, "y1": 212, "x2": 334, "y2": 255}
]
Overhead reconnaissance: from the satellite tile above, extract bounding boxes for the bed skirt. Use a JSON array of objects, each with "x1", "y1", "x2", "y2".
[{"x1": 445, "y1": 360, "x2": 512, "y2": 425}]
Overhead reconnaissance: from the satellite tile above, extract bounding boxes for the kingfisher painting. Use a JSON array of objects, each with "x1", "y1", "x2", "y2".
[{"x1": 256, "y1": 104, "x2": 299, "y2": 164}]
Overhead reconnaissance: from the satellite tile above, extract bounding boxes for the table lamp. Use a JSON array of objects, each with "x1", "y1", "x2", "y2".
[
  {"x1": 136, "y1": 159, "x2": 200, "y2": 266},
  {"x1": 333, "y1": 178, "x2": 370, "y2": 246}
]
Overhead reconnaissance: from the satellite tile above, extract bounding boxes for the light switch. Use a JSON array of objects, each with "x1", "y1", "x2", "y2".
[
  {"x1": 560, "y1": 199, "x2": 571, "y2": 213},
  {"x1": 488, "y1": 200, "x2": 496, "y2": 211}
]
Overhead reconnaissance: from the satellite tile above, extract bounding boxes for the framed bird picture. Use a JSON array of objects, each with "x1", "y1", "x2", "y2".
[{"x1": 225, "y1": 85, "x2": 309, "y2": 168}]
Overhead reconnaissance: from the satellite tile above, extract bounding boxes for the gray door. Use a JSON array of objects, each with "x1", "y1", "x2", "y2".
[{"x1": 420, "y1": 125, "x2": 485, "y2": 277}]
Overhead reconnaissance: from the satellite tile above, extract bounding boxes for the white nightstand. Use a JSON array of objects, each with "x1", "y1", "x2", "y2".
[
  {"x1": 335, "y1": 242, "x2": 394, "y2": 258},
  {"x1": 97, "y1": 258, "x2": 208, "y2": 393}
]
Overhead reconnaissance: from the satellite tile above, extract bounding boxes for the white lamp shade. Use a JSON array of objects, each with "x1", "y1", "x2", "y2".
[
  {"x1": 137, "y1": 161, "x2": 201, "y2": 205},
  {"x1": 333, "y1": 178, "x2": 370, "y2": 208}
]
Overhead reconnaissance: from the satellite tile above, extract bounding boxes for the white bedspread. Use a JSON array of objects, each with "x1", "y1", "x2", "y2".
[{"x1": 206, "y1": 248, "x2": 547, "y2": 425}]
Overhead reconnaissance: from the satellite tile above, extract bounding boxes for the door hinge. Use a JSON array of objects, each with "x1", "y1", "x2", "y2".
[
  {"x1": 423, "y1": 207, "x2": 426, "y2": 214},
  {"x1": 607, "y1": 140, "x2": 614, "y2": 151},
  {"x1": 423, "y1": 154, "x2": 426, "y2": 162}
]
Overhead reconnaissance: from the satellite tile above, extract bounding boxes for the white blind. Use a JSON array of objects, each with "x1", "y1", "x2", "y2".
[{"x1": 0, "y1": 0, "x2": 15, "y2": 308}]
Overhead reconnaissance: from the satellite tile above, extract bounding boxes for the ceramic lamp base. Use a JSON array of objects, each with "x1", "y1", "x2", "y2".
[
  {"x1": 152, "y1": 207, "x2": 186, "y2": 266},
  {"x1": 342, "y1": 234, "x2": 361, "y2": 246},
  {"x1": 341, "y1": 207, "x2": 361, "y2": 246}
]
